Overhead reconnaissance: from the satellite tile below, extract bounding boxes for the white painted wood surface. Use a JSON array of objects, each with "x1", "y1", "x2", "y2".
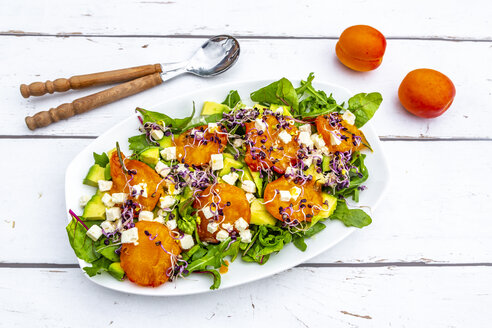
[{"x1": 1, "y1": 0, "x2": 491, "y2": 327}]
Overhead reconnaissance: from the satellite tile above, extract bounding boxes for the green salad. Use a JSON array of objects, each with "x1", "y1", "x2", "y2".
[{"x1": 67, "y1": 73, "x2": 382, "y2": 289}]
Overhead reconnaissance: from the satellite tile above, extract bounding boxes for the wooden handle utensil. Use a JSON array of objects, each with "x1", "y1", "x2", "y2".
[
  {"x1": 20, "y1": 64, "x2": 162, "y2": 98},
  {"x1": 25, "y1": 73, "x2": 163, "y2": 130}
]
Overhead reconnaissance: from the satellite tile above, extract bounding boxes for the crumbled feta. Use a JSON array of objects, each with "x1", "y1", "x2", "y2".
[
  {"x1": 233, "y1": 138, "x2": 244, "y2": 148},
  {"x1": 194, "y1": 131, "x2": 204, "y2": 140},
  {"x1": 311, "y1": 133, "x2": 326, "y2": 149},
  {"x1": 298, "y1": 131, "x2": 314, "y2": 148},
  {"x1": 160, "y1": 146, "x2": 176, "y2": 161},
  {"x1": 303, "y1": 157, "x2": 313, "y2": 168},
  {"x1": 290, "y1": 186, "x2": 302, "y2": 201},
  {"x1": 216, "y1": 229, "x2": 229, "y2": 242},
  {"x1": 79, "y1": 195, "x2": 91, "y2": 207},
  {"x1": 207, "y1": 222, "x2": 219, "y2": 233},
  {"x1": 139, "y1": 210, "x2": 154, "y2": 221},
  {"x1": 222, "y1": 223, "x2": 233, "y2": 232},
  {"x1": 299, "y1": 124, "x2": 312, "y2": 134},
  {"x1": 330, "y1": 131, "x2": 342, "y2": 145},
  {"x1": 105, "y1": 207, "x2": 121, "y2": 221},
  {"x1": 210, "y1": 154, "x2": 224, "y2": 171},
  {"x1": 155, "y1": 161, "x2": 170, "y2": 178},
  {"x1": 239, "y1": 229, "x2": 252, "y2": 243},
  {"x1": 180, "y1": 234, "x2": 195, "y2": 249},
  {"x1": 131, "y1": 183, "x2": 148, "y2": 198},
  {"x1": 274, "y1": 106, "x2": 284, "y2": 114},
  {"x1": 159, "y1": 195, "x2": 176, "y2": 209},
  {"x1": 279, "y1": 190, "x2": 291, "y2": 202},
  {"x1": 86, "y1": 225, "x2": 103, "y2": 241},
  {"x1": 222, "y1": 172, "x2": 239, "y2": 185},
  {"x1": 241, "y1": 180, "x2": 256, "y2": 193},
  {"x1": 114, "y1": 219, "x2": 123, "y2": 231},
  {"x1": 121, "y1": 227, "x2": 139, "y2": 245},
  {"x1": 234, "y1": 217, "x2": 249, "y2": 232},
  {"x1": 154, "y1": 216, "x2": 165, "y2": 224},
  {"x1": 245, "y1": 192, "x2": 256, "y2": 203},
  {"x1": 98, "y1": 180, "x2": 113, "y2": 192},
  {"x1": 151, "y1": 128, "x2": 164, "y2": 141},
  {"x1": 285, "y1": 166, "x2": 297, "y2": 177},
  {"x1": 101, "y1": 220, "x2": 116, "y2": 234},
  {"x1": 207, "y1": 122, "x2": 219, "y2": 132},
  {"x1": 176, "y1": 164, "x2": 187, "y2": 173},
  {"x1": 342, "y1": 110, "x2": 356, "y2": 125},
  {"x1": 278, "y1": 130, "x2": 292, "y2": 144},
  {"x1": 111, "y1": 193, "x2": 127, "y2": 205},
  {"x1": 202, "y1": 206, "x2": 214, "y2": 219},
  {"x1": 255, "y1": 118, "x2": 267, "y2": 132},
  {"x1": 101, "y1": 193, "x2": 115, "y2": 208},
  {"x1": 166, "y1": 219, "x2": 177, "y2": 230}
]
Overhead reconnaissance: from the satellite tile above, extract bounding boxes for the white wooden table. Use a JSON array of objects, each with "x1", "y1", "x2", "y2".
[{"x1": 1, "y1": 1, "x2": 491, "y2": 326}]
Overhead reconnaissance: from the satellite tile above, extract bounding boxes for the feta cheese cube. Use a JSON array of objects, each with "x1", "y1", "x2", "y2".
[
  {"x1": 216, "y1": 229, "x2": 229, "y2": 242},
  {"x1": 131, "y1": 183, "x2": 148, "y2": 198},
  {"x1": 241, "y1": 180, "x2": 256, "y2": 193},
  {"x1": 101, "y1": 220, "x2": 116, "y2": 234},
  {"x1": 330, "y1": 131, "x2": 342, "y2": 146},
  {"x1": 234, "y1": 217, "x2": 249, "y2": 232},
  {"x1": 98, "y1": 180, "x2": 113, "y2": 192},
  {"x1": 239, "y1": 229, "x2": 252, "y2": 243},
  {"x1": 101, "y1": 193, "x2": 114, "y2": 208},
  {"x1": 121, "y1": 227, "x2": 139, "y2": 245},
  {"x1": 245, "y1": 192, "x2": 255, "y2": 203},
  {"x1": 154, "y1": 216, "x2": 165, "y2": 224},
  {"x1": 166, "y1": 219, "x2": 177, "y2": 230},
  {"x1": 176, "y1": 163, "x2": 187, "y2": 173},
  {"x1": 303, "y1": 157, "x2": 313, "y2": 168},
  {"x1": 222, "y1": 172, "x2": 239, "y2": 185},
  {"x1": 150, "y1": 128, "x2": 164, "y2": 141},
  {"x1": 86, "y1": 225, "x2": 103, "y2": 241},
  {"x1": 274, "y1": 106, "x2": 284, "y2": 114},
  {"x1": 279, "y1": 190, "x2": 291, "y2": 202},
  {"x1": 180, "y1": 234, "x2": 195, "y2": 249},
  {"x1": 210, "y1": 154, "x2": 224, "y2": 171},
  {"x1": 342, "y1": 110, "x2": 356, "y2": 126},
  {"x1": 222, "y1": 223, "x2": 233, "y2": 231},
  {"x1": 278, "y1": 130, "x2": 292, "y2": 144},
  {"x1": 299, "y1": 124, "x2": 312, "y2": 134},
  {"x1": 298, "y1": 131, "x2": 314, "y2": 148},
  {"x1": 255, "y1": 118, "x2": 267, "y2": 132},
  {"x1": 290, "y1": 186, "x2": 302, "y2": 201},
  {"x1": 207, "y1": 222, "x2": 219, "y2": 233},
  {"x1": 233, "y1": 138, "x2": 244, "y2": 148},
  {"x1": 311, "y1": 133, "x2": 326, "y2": 149},
  {"x1": 79, "y1": 194, "x2": 91, "y2": 207},
  {"x1": 202, "y1": 206, "x2": 214, "y2": 219},
  {"x1": 207, "y1": 122, "x2": 218, "y2": 132},
  {"x1": 155, "y1": 161, "x2": 170, "y2": 178},
  {"x1": 105, "y1": 207, "x2": 121, "y2": 221},
  {"x1": 160, "y1": 146, "x2": 176, "y2": 161},
  {"x1": 285, "y1": 166, "x2": 297, "y2": 177},
  {"x1": 114, "y1": 219, "x2": 123, "y2": 231},
  {"x1": 160, "y1": 195, "x2": 176, "y2": 209},
  {"x1": 111, "y1": 193, "x2": 127, "y2": 205},
  {"x1": 139, "y1": 210, "x2": 154, "y2": 221}
]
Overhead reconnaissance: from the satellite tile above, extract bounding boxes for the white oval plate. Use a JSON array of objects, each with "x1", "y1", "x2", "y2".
[{"x1": 65, "y1": 79, "x2": 390, "y2": 296}]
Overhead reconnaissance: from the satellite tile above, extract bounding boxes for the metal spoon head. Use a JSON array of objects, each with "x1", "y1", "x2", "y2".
[{"x1": 186, "y1": 35, "x2": 240, "y2": 77}]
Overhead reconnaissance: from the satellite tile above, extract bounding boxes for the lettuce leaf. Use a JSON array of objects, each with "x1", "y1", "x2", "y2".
[{"x1": 250, "y1": 78, "x2": 298, "y2": 110}]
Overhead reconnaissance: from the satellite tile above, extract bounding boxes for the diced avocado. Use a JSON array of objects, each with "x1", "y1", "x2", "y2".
[
  {"x1": 108, "y1": 262, "x2": 125, "y2": 280},
  {"x1": 244, "y1": 166, "x2": 263, "y2": 197},
  {"x1": 250, "y1": 199, "x2": 277, "y2": 225},
  {"x1": 104, "y1": 163, "x2": 112, "y2": 180},
  {"x1": 313, "y1": 193, "x2": 337, "y2": 220},
  {"x1": 107, "y1": 148, "x2": 116, "y2": 159},
  {"x1": 322, "y1": 155, "x2": 331, "y2": 172},
  {"x1": 201, "y1": 101, "x2": 230, "y2": 116},
  {"x1": 219, "y1": 156, "x2": 244, "y2": 177},
  {"x1": 140, "y1": 147, "x2": 160, "y2": 166},
  {"x1": 270, "y1": 104, "x2": 293, "y2": 117},
  {"x1": 83, "y1": 164, "x2": 106, "y2": 187},
  {"x1": 157, "y1": 135, "x2": 173, "y2": 148},
  {"x1": 305, "y1": 164, "x2": 325, "y2": 186},
  {"x1": 82, "y1": 193, "x2": 106, "y2": 221}
]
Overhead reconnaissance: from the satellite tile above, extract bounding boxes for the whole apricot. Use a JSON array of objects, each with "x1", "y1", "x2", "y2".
[
  {"x1": 336, "y1": 25, "x2": 386, "y2": 71},
  {"x1": 398, "y1": 69, "x2": 456, "y2": 118}
]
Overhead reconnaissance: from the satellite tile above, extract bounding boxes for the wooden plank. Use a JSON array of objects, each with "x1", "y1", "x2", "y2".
[
  {"x1": 3, "y1": 36, "x2": 492, "y2": 138},
  {"x1": 1, "y1": 139, "x2": 491, "y2": 264},
  {"x1": 1, "y1": 266, "x2": 490, "y2": 327},
  {"x1": 1, "y1": 0, "x2": 491, "y2": 39}
]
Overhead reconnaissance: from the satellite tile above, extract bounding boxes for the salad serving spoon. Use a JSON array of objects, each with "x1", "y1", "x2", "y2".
[{"x1": 23, "y1": 35, "x2": 240, "y2": 130}]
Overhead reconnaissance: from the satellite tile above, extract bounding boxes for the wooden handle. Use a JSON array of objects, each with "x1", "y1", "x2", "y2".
[
  {"x1": 20, "y1": 64, "x2": 162, "y2": 98},
  {"x1": 25, "y1": 73, "x2": 163, "y2": 130}
]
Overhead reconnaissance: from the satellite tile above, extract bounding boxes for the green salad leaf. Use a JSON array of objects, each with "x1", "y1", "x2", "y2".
[
  {"x1": 96, "y1": 243, "x2": 121, "y2": 262},
  {"x1": 83, "y1": 256, "x2": 112, "y2": 277},
  {"x1": 348, "y1": 92, "x2": 383, "y2": 128},
  {"x1": 242, "y1": 225, "x2": 292, "y2": 264},
  {"x1": 330, "y1": 200, "x2": 372, "y2": 228},
  {"x1": 295, "y1": 74, "x2": 342, "y2": 118},
  {"x1": 136, "y1": 104, "x2": 195, "y2": 133},
  {"x1": 250, "y1": 78, "x2": 299, "y2": 110},
  {"x1": 66, "y1": 219, "x2": 101, "y2": 263},
  {"x1": 93, "y1": 152, "x2": 109, "y2": 167},
  {"x1": 128, "y1": 134, "x2": 153, "y2": 153},
  {"x1": 222, "y1": 90, "x2": 241, "y2": 108}
]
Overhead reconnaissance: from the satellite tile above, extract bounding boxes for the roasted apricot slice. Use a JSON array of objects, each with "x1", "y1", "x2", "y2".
[
  {"x1": 193, "y1": 183, "x2": 251, "y2": 243},
  {"x1": 315, "y1": 113, "x2": 368, "y2": 153},
  {"x1": 244, "y1": 115, "x2": 299, "y2": 174},
  {"x1": 174, "y1": 124, "x2": 228, "y2": 167},
  {"x1": 263, "y1": 176, "x2": 323, "y2": 223},
  {"x1": 109, "y1": 151, "x2": 163, "y2": 211},
  {"x1": 120, "y1": 221, "x2": 181, "y2": 287}
]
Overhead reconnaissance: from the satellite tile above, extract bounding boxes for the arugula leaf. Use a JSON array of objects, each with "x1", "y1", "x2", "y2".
[
  {"x1": 83, "y1": 256, "x2": 112, "y2": 277},
  {"x1": 66, "y1": 219, "x2": 101, "y2": 263},
  {"x1": 221, "y1": 90, "x2": 241, "y2": 108},
  {"x1": 177, "y1": 215, "x2": 196, "y2": 235},
  {"x1": 250, "y1": 78, "x2": 299, "y2": 110},
  {"x1": 330, "y1": 200, "x2": 372, "y2": 228},
  {"x1": 242, "y1": 225, "x2": 292, "y2": 264},
  {"x1": 292, "y1": 222, "x2": 326, "y2": 251},
  {"x1": 295, "y1": 72, "x2": 315, "y2": 96},
  {"x1": 128, "y1": 134, "x2": 153, "y2": 154},
  {"x1": 194, "y1": 270, "x2": 222, "y2": 290},
  {"x1": 93, "y1": 152, "x2": 109, "y2": 167},
  {"x1": 136, "y1": 104, "x2": 196, "y2": 133},
  {"x1": 348, "y1": 92, "x2": 383, "y2": 128}
]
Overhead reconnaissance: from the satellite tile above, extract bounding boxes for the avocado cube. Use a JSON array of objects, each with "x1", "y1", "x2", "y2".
[
  {"x1": 83, "y1": 164, "x2": 106, "y2": 187},
  {"x1": 82, "y1": 193, "x2": 106, "y2": 221},
  {"x1": 219, "y1": 156, "x2": 244, "y2": 177},
  {"x1": 201, "y1": 101, "x2": 230, "y2": 116},
  {"x1": 140, "y1": 147, "x2": 160, "y2": 166},
  {"x1": 250, "y1": 199, "x2": 277, "y2": 226},
  {"x1": 157, "y1": 135, "x2": 173, "y2": 148},
  {"x1": 314, "y1": 193, "x2": 338, "y2": 219},
  {"x1": 108, "y1": 262, "x2": 125, "y2": 280}
]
